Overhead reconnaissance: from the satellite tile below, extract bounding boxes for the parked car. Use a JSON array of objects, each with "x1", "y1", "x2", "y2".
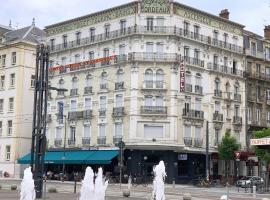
[{"x1": 236, "y1": 176, "x2": 264, "y2": 188}]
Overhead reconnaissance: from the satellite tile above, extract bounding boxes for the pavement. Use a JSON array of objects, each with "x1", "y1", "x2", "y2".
[{"x1": 0, "y1": 179, "x2": 269, "y2": 200}]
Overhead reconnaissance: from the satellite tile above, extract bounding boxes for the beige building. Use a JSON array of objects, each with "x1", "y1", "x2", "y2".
[
  {"x1": 0, "y1": 22, "x2": 45, "y2": 178},
  {"x1": 44, "y1": 0, "x2": 247, "y2": 182}
]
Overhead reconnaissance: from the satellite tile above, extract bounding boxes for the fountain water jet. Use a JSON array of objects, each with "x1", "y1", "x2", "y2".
[
  {"x1": 80, "y1": 167, "x2": 108, "y2": 200},
  {"x1": 152, "y1": 161, "x2": 166, "y2": 200},
  {"x1": 20, "y1": 167, "x2": 36, "y2": 200}
]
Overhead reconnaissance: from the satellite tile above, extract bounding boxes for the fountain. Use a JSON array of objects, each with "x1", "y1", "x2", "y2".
[
  {"x1": 152, "y1": 161, "x2": 166, "y2": 200},
  {"x1": 20, "y1": 167, "x2": 36, "y2": 200},
  {"x1": 80, "y1": 167, "x2": 108, "y2": 200}
]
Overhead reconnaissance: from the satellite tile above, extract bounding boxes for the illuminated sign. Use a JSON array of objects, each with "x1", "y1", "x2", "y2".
[
  {"x1": 179, "y1": 61, "x2": 185, "y2": 93},
  {"x1": 250, "y1": 138, "x2": 270, "y2": 146},
  {"x1": 141, "y1": 0, "x2": 170, "y2": 14}
]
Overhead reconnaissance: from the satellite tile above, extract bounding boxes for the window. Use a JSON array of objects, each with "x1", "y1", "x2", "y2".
[
  {"x1": 266, "y1": 67, "x2": 270, "y2": 77},
  {"x1": 213, "y1": 30, "x2": 218, "y2": 45},
  {"x1": 195, "y1": 98, "x2": 201, "y2": 111},
  {"x1": 266, "y1": 47, "x2": 270, "y2": 60},
  {"x1": 145, "y1": 96, "x2": 153, "y2": 106},
  {"x1": 115, "y1": 123, "x2": 123, "y2": 136},
  {"x1": 146, "y1": 42, "x2": 154, "y2": 53},
  {"x1": 156, "y1": 69, "x2": 164, "y2": 88},
  {"x1": 103, "y1": 48, "x2": 109, "y2": 58},
  {"x1": 70, "y1": 100, "x2": 77, "y2": 111},
  {"x1": 75, "y1": 54, "x2": 80, "y2": 63},
  {"x1": 61, "y1": 57, "x2": 67, "y2": 66},
  {"x1": 256, "y1": 109, "x2": 261, "y2": 123},
  {"x1": 10, "y1": 73, "x2": 15, "y2": 87},
  {"x1": 234, "y1": 106, "x2": 240, "y2": 117},
  {"x1": 0, "y1": 75, "x2": 4, "y2": 89},
  {"x1": 85, "y1": 98, "x2": 91, "y2": 109},
  {"x1": 215, "y1": 101, "x2": 221, "y2": 112},
  {"x1": 251, "y1": 42, "x2": 256, "y2": 55},
  {"x1": 2, "y1": 54, "x2": 6, "y2": 67},
  {"x1": 12, "y1": 52, "x2": 16, "y2": 65},
  {"x1": 247, "y1": 107, "x2": 252, "y2": 122},
  {"x1": 226, "y1": 105, "x2": 230, "y2": 118},
  {"x1": 57, "y1": 101, "x2": 64, "y2": 123},
  {"x1": 195, "y1": 73, "x2": 201, "y2": 86},
  {"x1": 100, "y1": 72, "x2": 107, "y2": 88},
  {"x1": 156, "y1": 17, "x2": 164, "y2": 27},
  {"x1": 104, "y1": 24, "x2": 110, "y2": 38},
  {"x1": 145, "y1": 69, "x2": 153, "y2": 83},
  {"x1": 100, "y1": 96, "x2": 107, "y2": 109},
  {"x1": 233, "y1": 36, "x2": 238, "y2": 46},
  {"x1": 156, "y1": 43, "x2": 164, "y2": 54},
  {"x1": 185, "y1": 71, "x2": 191, "y2": 85},
  {"x1": 257, "y1": 85, "x2": 261, "y2": 100},
  {"x1": 5, "y1": 145, "x2": 11, "y2": 161},
  {"x1": 0, "y1": 121, "x2": 2, "y2": 136},
  {"x1": 194, "y1": 49, "x2": 200, "y2": 61},
  {"x1": 86, "y1": 74, "x2": 92, "y2": 87},
  {"x1": 183, "y1": 21, "x2": 189, "y2": 36},
  {"x1": 99, "y1": 124, "x2": 106, "y2": 136},
  {"x1": 184, "y1": 125, "x2": 191, "y2": 138},
  {"x1": 184, "y1": 46, "x2": 189, "y2": 58},
  {"x1": 215, "y1": 129, "x2": 220, "y2": 144},
  {"x1": 267, "y1": 111, "x2": 270, "y2": 122},
  {"x1": 156, "y1": 96, "x2": 164, "y2": 107},
  {"x1": 256, "y1": 64, "x2": 261, "y2": 75},
  {"x1": 84, "y1": 125, "x2": 91, "y2": 138},
  {"x1": 58, "y1": 79, "x2": 64, "y2": 89},
  {"x1": 89, "y1": 51, "x2": 95, "y2": 66},
  {"x1": 213, "y1": 55, "x2": 218, "y2": 68},
  {"x1": 63, "y1": 35, "x2": 68, "y2": 48},
  {"x1": 72, "y1": 77, "x2": 78, "y2": 89},
  {"x1": 7, "y1": 120, "x2": 12, "y2": 136},
  {"x1": 120, "y1": 20, "x2": 126, "y2": 35},
  {"x1": 223, "y1": 33, "x2": 228, "y2": 46},
  {"x1": 185, "y1": 97, "x2": 191, "y2": 111},
  {"x1": 9, "y1": 98, "x2": 14, "y2": 111},
  {"x1": 90, "y1": 28, "x2": 95, "y2": 42},
  {"x1": 70, "y1": 127, "x2": 76, "y2": 141},
  {"x1": 215, "y1": 78, "x2": 220, "y2": 90},
  {"x1": 195, "y1": 127, "x2": 201, "y2": 139},
  {"x1": 224, "y1": 57, "x2": 228, "y2": 67},
  {"x1": 146, "y1": 17, "x2": 154, "y2": 31},
  {"x1": 30, "y1": 75, "x2": 35, "y2": 88},
  {"x1": 76, "y1": 32, "x2": 81, "y2": 45},
  {"x1": 55, "y1": 127, "x2": 62, "y2": 139},
  {"x1": 144, "y1": 124, "x2": 163, "y2": 138},
  {"x1": 266, "y1": 89, "x2": 270, "y2": 100},
  {"x1": 50, "y1": 39, "x2": 55, "y2": 51},
  {"x1": 0, "y1": 99, "x2": 3, "y2": 112},
  {"x1": 116, "y1": 94, "x2": 123, "y2": 107},
  {"x1": 119, "y1": 45, "x2": 125, "y2": 56},
  {"x1": 194, "y1": 25, "x2": 200, "y2": 39},
  {"x1": 116, "y1": 69, "x2": 124, "y2": 83}
]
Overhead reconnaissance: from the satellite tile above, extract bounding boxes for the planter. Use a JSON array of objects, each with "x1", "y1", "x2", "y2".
[
  {"x1": 183, "y1": 193, "x2": 192, "y2": 200},
  {"x1": 48, "y1": 187, "x2": 57, "y2": 193},
  {"x1": 11, "y1": 185, "x2": 17, "y2": 190}
]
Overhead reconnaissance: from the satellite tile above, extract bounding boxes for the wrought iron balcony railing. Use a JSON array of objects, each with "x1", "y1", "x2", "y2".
[
  {"x1": 182, "y1": 109, "x2": 204, "y2": 119},
  {"x1": 97, "y1": 136, "x2": 106, "y2": 145},
  {"x1": 70, "y1": 88, "x2": 78, "y2": 96},
  {"x1": 112, "y1": 107, "x2": 125, "y2": 117},
  {"x1": 82, "y1": 137, "x2": 91, "y2": 146},
  {"x1": 183, "y1": 56, "x2": 204, "y2": 68},
  {"x1": 207, "y1": 63, "x2": 243, "y2": 77},
  {"x1": 194, "y1": 138, "x2": 203, "y2": 147},
  {"x1": 234, "y1": 93, "x2": 241, "y2": 102},
  {"x1": 185, "y1": 84, "x2": 192, "y2": 93},
  {"x1": 213, "y1": 112, "x2": 223, "y2": 122},
  {"x1": 233, "y1": 116, "x2": 242, "y2": 124},
  {"x1": 214, "y1": 90, "x2": 222, "y2": 98},
  {"x1": 68, "y1": 139, "x2": 76, "y2": 146},
  {"x1": 68, "y1": 111, "x2": 83, "y2": 120},
  {"x1": 83, "y1": 109, "x2": 93, "y2": 119},
  {"x1": 99, "y1": 109, "x2": 106, "y2": 117},
  {"x1": 100, "y1": 83, "x2": 108, "y2": 90},
  {"x1": 115, "y1": 82, "x2": 124, "y2": 90},
  {"x1": 84, "y1": 86, "x2": 93, "y2": 94},
  {"x1": 113, "y1": 136, "x2": 123, "y2": 144},
  {"x1": 195, "y1": 85, "x2": 203, "y2": 94},
  {"x1": 184, "y1": 137, "x2": 193, "y2": 146},
  {"x1": 141, "y1": 106, "x2": 167, "y2": 115},
  {"x1": 54, "y1": 139, "x2": 62, "y2": 147}
]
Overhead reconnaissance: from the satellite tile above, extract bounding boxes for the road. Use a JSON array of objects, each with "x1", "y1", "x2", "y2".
[{"x1": 0, "y1": 179, "x2": 269, "y2": 200}]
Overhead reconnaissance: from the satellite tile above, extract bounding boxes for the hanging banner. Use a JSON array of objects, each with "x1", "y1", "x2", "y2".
[{"x1": 179, "y1": 61, "x2": 185, "y2": 93}]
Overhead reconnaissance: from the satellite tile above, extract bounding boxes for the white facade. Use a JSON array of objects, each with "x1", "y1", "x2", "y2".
[{"x1": 45, "y1": 0, "x2": 246, "y2": 179}]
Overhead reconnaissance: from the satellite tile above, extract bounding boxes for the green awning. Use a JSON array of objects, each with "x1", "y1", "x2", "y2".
[{"x1": 18, "y1": 150, "x2": 118, "y2": 165}]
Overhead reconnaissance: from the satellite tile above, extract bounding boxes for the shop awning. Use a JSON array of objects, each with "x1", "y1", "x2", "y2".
[{"x1": 18, "y1": 150, "x2": 118, "y2": 165}]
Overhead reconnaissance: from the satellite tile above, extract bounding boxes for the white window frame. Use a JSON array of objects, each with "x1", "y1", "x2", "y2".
[
  {"x1": 114, "y1": 123, "x2": 123, "y2": 136},
  {"x1": 5, "y1": 145, "x2": 11, "y2": 161}
]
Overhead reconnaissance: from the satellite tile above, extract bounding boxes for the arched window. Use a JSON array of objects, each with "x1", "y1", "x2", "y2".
[
  {"x1": 145, "y1": 69, "x2": 153, "y2": 88},
  {"x1": 225, "y1": 82, "x2": 230, "y2": 98},
  {"x1": 100, "y1": 72, "x2": 108, "y2": 89},
  {"x1": 58, "y1": 79, "x2": 64, "y2": 89},
  {"x1": 215, "y1": 78, "x2": 220, "y2": 90},
  {"x1": 116, "y1": 69, "x2": 124, "y2": 83},
  {"x1": 185, "y1": 71, "x2": 191, "y2": 85},
  {"x1": 195, "y1": 73, "x2": 201, "y2": 86},
  {"x1": 72, "y1": 77, "x2": 78, "y2": 89},
  {"x1": 156, "y1": 69, "x2": 164, "y2": 88}
]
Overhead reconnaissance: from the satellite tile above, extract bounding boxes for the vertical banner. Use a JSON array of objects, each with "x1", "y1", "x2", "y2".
[
  {"x1": 58, "y1": 101, "x2": 64, "y2": 120},
  {"x1": 179, "y1": 60, "x2": 185, "y2": 93}
]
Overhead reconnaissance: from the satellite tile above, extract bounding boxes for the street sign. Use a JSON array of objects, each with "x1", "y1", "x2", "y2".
[{"x1": 235, "y1": 152, "x2": 241, "y2": 159}]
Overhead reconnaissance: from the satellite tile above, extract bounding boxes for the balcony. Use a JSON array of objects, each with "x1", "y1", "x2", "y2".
[
  {"x1": 115, "y1": 82, "x2": 124, "y2": 90},
  {"x1": 244, "y1": 71, "x2": 270, "y2": 82},
  {"x1": 128, "y1": 52, "x2": 180, "y2": 62},
  {"x1": 233, "y1": 116, "x2": 242, "y2": 125},
  {"x1": 213, "y1": 112, "x2": 223, "y2": 122},
  {"x1": 234, "y1": 94, "x2": 241, "y2": 102},
  {"x1": 97, "y1": 136, "x2": 106, "y2": 145},
  {"x1": 83, "y1": 109, "x2": 93, "y2": 119},
  {"x1": 245, "y1": 48, "x2": 265, "y2": 59},
  {"x1": 214, "y1": 90, "x2": 222, "y2": 98},
  {"x1": 143, "y1": 81, "x2": 165, "y2": 90},
  {"x1": 113, "y1": 135, "x2": 123, "y2": 144},
  {"x1": 68, "y1": 139, "x2": 76, "y2": 146},
  {"x1": 46, "y1": 114, "x2": 52, "y2": 123},
  {"x1": 155, "y1": 81, "x2": 164, "y2": 89},
  {"x1": 194, "y1": 138, "x2": 203, "y2": 147},
  {"x1": 99, "y1": 109, "x2": 106, "y2": 117},
  {"x1": 57, "y1": 90, "x2": 65, "y2": 96},
  {"x1": 184, "y1": 137, "x2": 193, "y2": 147},
  {"x1": 70, "y1": 89, "x2": 78, "y2": 96},
  {"x1": 195, "y1": 85, "x2": 203, "y2": 94},
  {"x1": 68, "y1": 111, "x2": 83, "y2": 121},
  {"x1": 100, "y1": 83, "x2": 108, "y2": 90},
  {"x1": 82, "y1": 137, "x2": 91, "y2": 146},
  {"x1": 84, "y1": 86, "x2": 93, "y2": 94},
  {"x1": 207, "y1": 63, "x2": 243, "y2": 77},
  {"x1": 247, "y1": 93, "x2": 256, "y2": 102},
  {"x1": 183, "y1": 56, "x2": 204, "y2": 68},
  {"x1": 185, "y1": 84, "x2": 192, "y2": 93},
  {"x1": 112, "y1": 107, "x2": 125, "y2": 117},
  {"x1": 144, "y1": 81, "x2": 154, "y2": 89},
  {"x1": 141, "y1": 106, "x2": 167, "y2": 115},
  {"x1": 54, "y1": 139, "x2": 62, "y2": 147},
  {"x1": 182, "y1": 109, "x2": 204, "y2": 120}
]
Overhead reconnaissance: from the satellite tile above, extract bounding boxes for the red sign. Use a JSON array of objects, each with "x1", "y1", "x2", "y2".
[
  {"x1": 179, "y1": 61, "x2": 185, "y2": 93},
  {"x1": 235, "y1": 152, "x2": 241, "y2": 159},
  {"x1": 250, "y1": 138, "x2": 270, "y2": 146}
]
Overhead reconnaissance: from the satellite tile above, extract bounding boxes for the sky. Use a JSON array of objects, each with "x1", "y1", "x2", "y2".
[{"x1": 0, "y1": 0, "x2": 270, "y2": 36}]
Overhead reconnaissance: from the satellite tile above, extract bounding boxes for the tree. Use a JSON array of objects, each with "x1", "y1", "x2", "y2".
[{"x1": 218, "y1": 132, "x2": 240, "y2": 182}]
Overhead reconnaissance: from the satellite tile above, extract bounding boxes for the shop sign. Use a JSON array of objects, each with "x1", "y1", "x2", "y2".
[
  {"x1": 250, "y1": 138, "x2": 270, "y2": 146},
  {"x1": 178, "y1": 154, "x2": 187, "y2": 160},
  {"x1": 179, "y1": 61, "x2": 185, "y2": 93}
]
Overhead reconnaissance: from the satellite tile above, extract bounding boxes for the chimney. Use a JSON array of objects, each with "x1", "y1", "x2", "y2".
[
  {"x1": 219, "y1": 9, "x2": 230, "y2": 20},
  {"x1": 264, "y1": 25, "x2": 270, "y2": 40}
]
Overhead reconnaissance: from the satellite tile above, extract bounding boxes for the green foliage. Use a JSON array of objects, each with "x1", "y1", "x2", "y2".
[
  {"x1": 252, "y1": 129, "x2": 270, "y2": 163},
  {"x1": 218, "y1": 132, "x2": 240, "y2": 160}
]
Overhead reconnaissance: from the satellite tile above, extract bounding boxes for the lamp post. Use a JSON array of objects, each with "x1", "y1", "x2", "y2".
[{"x1": 62, "y1": 115, "x2": 67, "y2": 180}]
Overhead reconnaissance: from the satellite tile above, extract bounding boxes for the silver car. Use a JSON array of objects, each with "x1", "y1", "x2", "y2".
[{"x1": 236, "y1": 176, "x2": 264, "y2": 188}]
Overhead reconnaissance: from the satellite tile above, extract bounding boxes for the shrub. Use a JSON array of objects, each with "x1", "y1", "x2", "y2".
[
  {"x1": 11, "y1": 185, "x2": 17, "y2": 190},
  {"x1": 48, "y1": 187, "x2": 57, "y2": 193}
]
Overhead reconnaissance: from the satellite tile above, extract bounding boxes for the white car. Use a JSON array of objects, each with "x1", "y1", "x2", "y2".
[{"x1": 236, "y1": 176, "x2": 264, "y2": 188}]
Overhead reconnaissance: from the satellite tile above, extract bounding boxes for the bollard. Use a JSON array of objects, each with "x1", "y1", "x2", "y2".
[
  {"x1": 226, "y1": 182, "x2": 229, "y2": 200},
  {"x1": 172, "y1": 178, "x2": 175, "y2": 189},
  {"x1": 43, "y1": 177, "x2": 47, "y2": 200},
  {"x1": 252, "y1": 185, "x2": 256, "y2": 199}
]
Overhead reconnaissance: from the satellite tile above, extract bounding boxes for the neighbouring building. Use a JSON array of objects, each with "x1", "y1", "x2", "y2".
[
  {"x1": 0, "y1": 21, "x2": 45, "y2": 178},
  {"x1": 243, "y1": 26, "x2": 270, "y2": 176},
  {"x1": 41, "y1": 0, "x2": 247, "y2": 183}
]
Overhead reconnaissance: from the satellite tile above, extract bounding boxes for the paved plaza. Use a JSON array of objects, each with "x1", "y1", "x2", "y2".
[{"x1": 0, "y1": 179, "x2": 269, "y2": 200}]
